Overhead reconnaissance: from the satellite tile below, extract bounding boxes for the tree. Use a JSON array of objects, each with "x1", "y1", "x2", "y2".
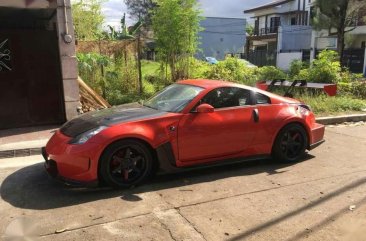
[
  {"x1": 124, "y1": 0, "x2": 156, "y2": 94},
  {"x1": 72, "y1": 0, "x2": 106, "y2": 41},
  {"x1": 107, "y1": 14, "x2": 143, "y2": 40},
  {"x1": 124, "y1": 0, "x2": 156, "y2": 26},
  {"x1": 245, "y1": 25, "x2": 254, "y2": 54},
  {"x1": 246, "y1": 25, "x2": 254, "y2": 37},
  {"x1": 106, "y1": 14, "x2": 144, "y2": 94},
  {"x1": 152, "y1": 0, "x2": 202, "y2": 81},
  {"x1": 312, "y1": 0, "x2": 366, "y2": 60}
]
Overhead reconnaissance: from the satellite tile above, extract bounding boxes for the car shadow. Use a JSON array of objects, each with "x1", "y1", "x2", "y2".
[{"x1": 0, "y1": 154, "x2": 314, "y2": 210}]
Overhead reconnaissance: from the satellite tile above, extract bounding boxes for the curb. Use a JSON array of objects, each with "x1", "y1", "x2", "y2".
[
  {"x1": 316, "y1": 114, "x2": 366, "y2": 125},
  {"x1": 0, "y1": 148, "x2": 42, "y2": 159},
  {"x1": 1, "y1": 114, "x2": 366, "y2": 159},
  {"x1": 0, "y1": 139, "x2": 48, "y2": 160}
]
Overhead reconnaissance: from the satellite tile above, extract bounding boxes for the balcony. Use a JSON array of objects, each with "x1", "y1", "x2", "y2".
[
  {"x1": 253, "y1": 26, "x2": 279, "y2": 37},
  {"x1": 261, "y1": 26, "x2": 279, "y2": 35}
]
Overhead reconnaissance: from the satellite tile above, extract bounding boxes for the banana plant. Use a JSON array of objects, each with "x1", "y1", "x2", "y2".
[{"x1": 107, "y1": 14, "x2": 143, "y2": 40}]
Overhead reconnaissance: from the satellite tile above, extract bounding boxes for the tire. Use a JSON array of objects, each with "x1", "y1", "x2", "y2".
[
  {"x1": 272, "y1": 123, "x2": 308, "y2": 163},
  {"x1": 99, "y1": 140, "x2": 153, "y2": 188}
]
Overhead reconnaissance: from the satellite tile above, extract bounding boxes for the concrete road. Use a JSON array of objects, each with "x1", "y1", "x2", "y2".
[{"x1": 1, "y1": 124, "x2": 366, "y2": 241}]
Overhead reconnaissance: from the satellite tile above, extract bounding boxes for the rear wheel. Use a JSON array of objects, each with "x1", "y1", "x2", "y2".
[
  {"x1": 272, "y1": 124, "x2": 308, "y2": 163},
  {"x1": 99, "y1": 140, "x2": 153, "y2": 188}
]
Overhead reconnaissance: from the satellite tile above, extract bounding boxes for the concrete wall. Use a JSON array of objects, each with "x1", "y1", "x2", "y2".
[
  {"x1": 197, "y1": 17, "x2": 246, "y2": 60},
  {"x1": 277, "y1": 52, "x2": 302, "y2": 71},
  {"x1": 278, "y1": 25, "x2": 312, "y2": 51},
  {"x1": 346, "y1": 34, "x2": 366, "y2": 49}
]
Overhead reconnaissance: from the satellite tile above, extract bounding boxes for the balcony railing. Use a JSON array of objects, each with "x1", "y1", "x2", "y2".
[{"x1": 253, "y1": 26, "x2": 279, "y2": 36}]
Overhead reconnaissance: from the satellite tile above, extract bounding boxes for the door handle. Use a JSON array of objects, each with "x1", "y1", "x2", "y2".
[{"x1": 253, "y1": 109, "x2": 259, "y2": 123}]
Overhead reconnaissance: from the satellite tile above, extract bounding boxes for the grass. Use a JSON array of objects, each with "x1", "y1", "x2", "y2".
[
  {"x1": 297, "y1": 95, "x2": 366, "y2": 116},
  {"x1": 141, "y1": 60, "x2": 161, "y2": 78}
]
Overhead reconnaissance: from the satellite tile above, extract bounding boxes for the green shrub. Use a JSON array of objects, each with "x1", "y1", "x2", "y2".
[
  {"x1": 289, "y1": 60, "x2": 308, "y2": 79},
  {"x1": 142, "y1": 79, "x2": 156, "y2": 96},
  {"x1": 294, "y1": 68, "x2": 310, "y2": 80},
  {"x1": 77, "y1": 52, "x2": 112, "y2": 93},
  {"x1": 338, "y1": 81, "x2": 366, "y2": 98},
  {"x1": 339, "y1": 70, "x2": 364, "y2": 83},
  {"x1": 189, "y1": 58, "x2": 211, "y2": 79},
  {"x1": 204, "y1": 57, "x2": 258, "y2": 86},
  {"x1": 256, "y1": 66, "x2": 287, "y2": 80},
  {"x1": 308, "y1": 50, "x2": 341, "y2": 83}
]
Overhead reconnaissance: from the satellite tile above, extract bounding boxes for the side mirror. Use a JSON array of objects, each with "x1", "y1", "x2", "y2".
[{"x1": 196, "y1": 104, "x2": 214, "y2": 113}]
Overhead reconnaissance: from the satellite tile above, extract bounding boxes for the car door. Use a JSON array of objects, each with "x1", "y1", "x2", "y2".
[
  {"x1": 177, "y1": 87, "x2": 257, "y2": 162},
  {"x1": 248, "y1": 91, "x2": 280, "y2": 149}
]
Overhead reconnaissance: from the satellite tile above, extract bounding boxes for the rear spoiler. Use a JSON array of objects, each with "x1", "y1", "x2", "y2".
[{"x1": 256, "y1": 79, "x2": 337, "y2": 97}]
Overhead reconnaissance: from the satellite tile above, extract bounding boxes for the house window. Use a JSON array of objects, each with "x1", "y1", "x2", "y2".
[
  {"x1": 0, "y1": 39, "x2": 12, "y2": 72},
  {"x1": 256, "y1": 45, "x2": 267, "y2": 51},
  {"x1": 270, "y1": 17, "x2": 281, "y2": 33}
]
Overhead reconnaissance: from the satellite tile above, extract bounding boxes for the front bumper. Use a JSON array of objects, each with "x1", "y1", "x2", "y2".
[
  {"x1": 42, "y1": 131, "x2": 102, "y2": 187},
  {"x1": 42, "y1": 147, "x2": 99, "y2": 187}
]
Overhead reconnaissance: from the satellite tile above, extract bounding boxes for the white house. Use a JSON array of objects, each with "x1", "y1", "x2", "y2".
[{"x1": 244, "y1": 0, "x2": 366, "y2": 74}]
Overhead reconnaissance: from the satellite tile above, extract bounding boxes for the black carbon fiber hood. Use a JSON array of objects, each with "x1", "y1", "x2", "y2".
[{"x1": 60, "y1": 103, "x2": 166, "y2": 138}]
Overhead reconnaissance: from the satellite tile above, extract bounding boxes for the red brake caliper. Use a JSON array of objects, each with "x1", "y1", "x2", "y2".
[{"x1": 123, "y1": 169, "x2": 129, "y2": 180}]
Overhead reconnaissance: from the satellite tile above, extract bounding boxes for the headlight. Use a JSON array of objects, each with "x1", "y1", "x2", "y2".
[{"x1": 69, "y1": 126, "x2": 107, "y2": 145}]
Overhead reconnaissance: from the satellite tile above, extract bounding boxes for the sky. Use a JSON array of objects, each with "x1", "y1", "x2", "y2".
[{"x1": 101, "y1": 0, "x2": 270, "y2": 28}]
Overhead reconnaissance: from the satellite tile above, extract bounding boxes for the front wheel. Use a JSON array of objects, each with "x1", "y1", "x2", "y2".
[
  {"x1": 272, "y1": 124, "x2": 308, "y2": 163},
  {"x1": 99, "y1": 140, "x2": 153, "y2": 188}
]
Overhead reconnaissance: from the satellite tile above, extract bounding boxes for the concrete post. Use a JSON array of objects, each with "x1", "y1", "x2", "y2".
[
  {"x1": 55, "y1": 0, "x2": 80, "y2": 120},
  {"x1": 276, "y1": 26, "x2": 283, "y2": 68}
]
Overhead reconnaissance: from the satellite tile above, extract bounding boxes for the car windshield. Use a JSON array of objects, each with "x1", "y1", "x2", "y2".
[{"x1": 143, "y1": 84, "x2": 204, "y2": 113}]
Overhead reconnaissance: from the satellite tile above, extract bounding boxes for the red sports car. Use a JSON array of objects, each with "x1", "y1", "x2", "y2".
[{"x1": 43, "y1": 79, "x2": 325, "y2": 188}]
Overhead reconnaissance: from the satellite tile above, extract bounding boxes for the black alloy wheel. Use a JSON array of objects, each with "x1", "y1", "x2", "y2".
[
  {"x1": 273, "y1": 124, "x2": 308, "y2": 163},
  {"x1": 100, "y1": 140, "x2": 153, "y2": 188}
]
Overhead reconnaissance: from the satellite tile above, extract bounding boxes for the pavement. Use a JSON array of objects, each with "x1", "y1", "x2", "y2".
[
  {"x1": 1, "y1": 124, "x2": 366, "y2": 240},
  {"x1": 0, "y1": 126, "x2": 57, "y2": 158}
]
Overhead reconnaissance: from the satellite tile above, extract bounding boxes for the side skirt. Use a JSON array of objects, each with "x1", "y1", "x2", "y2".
[{"x1": 155, "y1": 143, "x2": 271, "y2": 174}]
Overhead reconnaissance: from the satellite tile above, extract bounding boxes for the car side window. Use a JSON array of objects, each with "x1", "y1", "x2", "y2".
[
  {"x1": 200, "y1": 87, "x2": 251, "y2": 109},
  {"x1": 255, "y1": 92, "x2": 271, "y2": 105}
]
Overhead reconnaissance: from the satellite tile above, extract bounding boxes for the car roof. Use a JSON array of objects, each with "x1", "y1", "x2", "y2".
[
  {"x1": 177, "y1": 79, "x2": 300, "y2": 104},
  {"x1": 178, "y1": 79, "x2": 241, "y2": 89},
  {"x1": 178, "y1": 79, "x2": 264, "y2": 93}
]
